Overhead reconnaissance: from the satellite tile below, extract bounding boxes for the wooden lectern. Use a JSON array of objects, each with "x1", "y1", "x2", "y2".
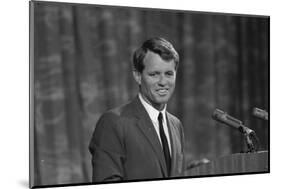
[{"x1": 184, "y1": 151, "x2": 269, "y2": 177}]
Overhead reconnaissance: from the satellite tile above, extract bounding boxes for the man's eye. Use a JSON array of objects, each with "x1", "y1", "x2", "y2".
[
  {"x1": 166, "y1": 72, "x2": 174, "y2": 76},
  {"x1": 149, "y1": 73, "x2": 157, "y2": 76}
]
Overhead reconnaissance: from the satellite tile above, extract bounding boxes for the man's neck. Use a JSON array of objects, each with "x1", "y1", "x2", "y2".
[{"x1": 138, "y1": 93, "x2": 166, "y2": 112}]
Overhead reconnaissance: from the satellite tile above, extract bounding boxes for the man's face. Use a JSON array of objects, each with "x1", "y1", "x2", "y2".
[{"x1": 134, "y1": 51, "x2": 177, "y2": 110}]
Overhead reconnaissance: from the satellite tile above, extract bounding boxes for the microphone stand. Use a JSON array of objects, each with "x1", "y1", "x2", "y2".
[{"x1": 238, "y1": 125, "x2": 260, "y2": 153}]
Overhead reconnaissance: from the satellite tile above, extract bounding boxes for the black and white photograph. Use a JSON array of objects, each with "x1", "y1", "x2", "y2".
[{"x1": 29, "y1": 0, "x2": 269, "y2": 188}]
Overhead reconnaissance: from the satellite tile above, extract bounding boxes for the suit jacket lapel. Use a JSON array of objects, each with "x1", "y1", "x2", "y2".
[
  {"x1": 166, "y1": 113, "x2": 175, "y2": 176},
  {"x1": 130, "y1": 97, "x2": 168, "y2": 177},
  {"x1": 166, "y1": 112, "x2": 183, "y2": 177}
]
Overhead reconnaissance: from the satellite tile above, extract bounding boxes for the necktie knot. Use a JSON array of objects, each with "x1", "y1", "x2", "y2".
[{"x1": 158, "y1": 112, "x2": 163, "y2": 122}]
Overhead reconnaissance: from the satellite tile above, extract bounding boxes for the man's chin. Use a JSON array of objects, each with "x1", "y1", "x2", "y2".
[{"x1": 154, "y1": 96, "x2": 170, "y2": 104}]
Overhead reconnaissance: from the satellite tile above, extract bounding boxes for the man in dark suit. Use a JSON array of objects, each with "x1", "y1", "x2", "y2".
[{"x1": 89, "y1": 37, "x2": 185, "y2": 182}]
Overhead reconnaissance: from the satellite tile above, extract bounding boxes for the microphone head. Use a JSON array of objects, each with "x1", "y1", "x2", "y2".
[
  {"x1": 212, "y1": 108, "x2": 243, "y2": 129},
  {"x1": 212, "y1": 109, "x2": 227, "y2": 123},
  {"x1": 253, "y1": 107, "x2": 268, "y2": 120}
]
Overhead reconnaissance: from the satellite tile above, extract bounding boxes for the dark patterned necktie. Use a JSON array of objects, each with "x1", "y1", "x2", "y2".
[{"x1": 158, "y1": 112, "x2": 171, "y2": 175}]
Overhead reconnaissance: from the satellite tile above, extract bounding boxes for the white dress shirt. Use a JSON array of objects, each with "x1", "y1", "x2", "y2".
[{"x1": 138, "y1": 94, "x2": 171, "y2": 154}]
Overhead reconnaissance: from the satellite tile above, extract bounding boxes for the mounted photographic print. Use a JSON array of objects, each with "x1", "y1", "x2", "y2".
[{"x1": 29, "y1": 0, "x2": 269, "y2": 188}]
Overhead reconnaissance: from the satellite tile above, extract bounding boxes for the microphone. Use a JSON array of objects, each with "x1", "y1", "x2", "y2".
[
  {"x1": 212, "y1": 109, "x2": 254, "y2": 135},
  {"x1": 253, "y1": 107, "x2": 268, "y2": 121},
  {"x1": 212, "y1": 108, "x2": 259, "y2": 152}
]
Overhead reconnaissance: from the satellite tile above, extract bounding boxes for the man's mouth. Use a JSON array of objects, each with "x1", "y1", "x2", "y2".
[{"x1": 156, "y1": 88, "x2": 169, "y2": 95}]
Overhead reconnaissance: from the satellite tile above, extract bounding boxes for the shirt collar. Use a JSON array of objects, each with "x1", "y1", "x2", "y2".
[{"x1": 138, "y1": 93, "x2": 167, "y2": 123}]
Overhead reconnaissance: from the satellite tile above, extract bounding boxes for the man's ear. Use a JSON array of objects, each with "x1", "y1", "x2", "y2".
[{"x1": 133, "y1": 71, "x2": 141, "y2": 85}]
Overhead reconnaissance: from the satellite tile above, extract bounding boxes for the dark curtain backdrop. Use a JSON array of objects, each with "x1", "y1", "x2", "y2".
[{"x1": 31, "y1": 1, "x2": 269, "y2": 186}]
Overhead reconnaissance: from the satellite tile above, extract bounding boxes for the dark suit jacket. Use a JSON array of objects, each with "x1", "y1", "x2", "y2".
[{"x1": 89, "y1": 96, "x2": 185, "y2": 182}]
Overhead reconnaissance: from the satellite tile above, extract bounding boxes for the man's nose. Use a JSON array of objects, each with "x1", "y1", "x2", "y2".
[{"x1": 158, "y1": 74, "x2": 167, "y2": 86}]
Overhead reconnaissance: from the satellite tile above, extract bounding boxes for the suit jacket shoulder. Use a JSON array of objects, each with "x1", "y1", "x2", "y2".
[{"x1": 89, "y1": 101, "x2": 134, "y2": 149}]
